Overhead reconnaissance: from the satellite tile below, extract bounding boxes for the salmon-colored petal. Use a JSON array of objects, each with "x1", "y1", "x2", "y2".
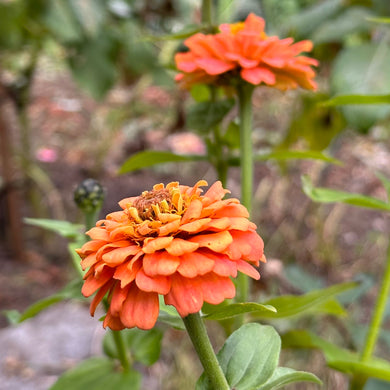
[
  {"x1": 200, "y1": 273, "x2": 236, "y2": 304},
  {"x1": 103, "y1": 312, "x2": 125, "y2": 330},
  {"x1": 236, "y1": 259, "x2": 260, "y2": 280},
  {"x1": 78, "y1": 240, "x2": 106, "y2": 256},
  {"x1": 204, "y1": 217, "x2": 230, "y2": 231},
  {"x1": 212, "y1": 203, "x2": 249, "y2": 218},
  {"x1": 179, "y1": 218, "x2": 212, "y2": 233},
  {"x1": 82, "y1": 267, "x2": 114, "y2": 297},
  {"x1": 189, "y1": 231, "x2": 233, "y2": 253},
  {"x1": 225, "y1": 230, "x2": 264, "y2": 262},
  {"x1": 228, "y1": 217, "x2": 257, "y2": 231},
  {"x1": 241, "y1": 67, "x2": 276, "y2": 85},
  {"x1": 120, "y1": 285, "x2": 159, "y2": 330},
  {"x1": 102, "y1": 245, "x2": 140, "y2": 266},
  {"x1": 143, "y1": 236, "x2": 174, "y2": 253},
  {"x1": 195, "y1": 58, "x2": 234, "y2": 75},
  {"x1": 135, "y1": 268, "x2": 171, "y2": 294},
  {"x1": 213, "y1": 256, "x2": 237, "y2": 277},
  {"x1": 143, "y1": 252, "x2": 180, "y2": 276},
  {"x1": 118, "y1": 197, "x2": 136, "y2": 209},
  {"x1": 177, "y1": 250, "x2": 215, "y2": 278},
  {"x1": 165, "y1": 238, "x2": 199, "y2": 256},
  {"x1": 164, "y1": 274, "x2": 204, "y2": 317}
]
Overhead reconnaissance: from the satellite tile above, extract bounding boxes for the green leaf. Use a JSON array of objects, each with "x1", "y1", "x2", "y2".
[
  {"x1": 367, "y1": 17, "x2": 390, "y2": 24},
  {"x1": 24, "y1": 218, "x2": 84, "y2": 240},
  {"x1": 157, "y1": 296, "x2": 185, "y2": 329},
  {"x1": 223, "y1": 121, "x2": 240, "y2": 149},
  {"x1": 49, "y1": 357, "x2": 141, "y2": 390},
  {"x1": 2, "y1": 310, "x2": 22, "y2": 325},
  {"x1": 322, "y1": 94, "x2": 390, "y2": 106},
  {"x1": 15, "y1": 280, "x2": 83, "y2": 323},
  {"x1": 252, "y1": 282, "x2": 357, "y2": 320},
  {"x1": 255, "y1": 150, "x2": 341, "y2": 165},
  {"x1": 330, "y1": 43, "x2": 390, "y2": 132},
  {"x1": 197, "y1": 324, "x2": 281, "y2": 390},
  {"x1": 151, "y1": 24, "x2": 204, "y2": 41},
  {"x1": 282, "y1": 330, "x2": 390, "y2": 382},
  {"x1": 119, "y1": 150, "x2": 205, "y2": 174},
  {"x1": 190, "y1": 84, "x2": 211, "y2": 102},
  {"x1": 103, "y1": 328, "x2": 163, "y2": 366},
  {"x1": 203, "y1": 302, "x2": 276, "y2": 321},
  {"x1": 186, "y1": 99, "x2": 235, "y2": 133},
  {"x1": 302, "y1": 175, "x2": 390, "y2": 212},
  {"x1": 257, "y1": 367, "x2": 322, "y2": 390}
]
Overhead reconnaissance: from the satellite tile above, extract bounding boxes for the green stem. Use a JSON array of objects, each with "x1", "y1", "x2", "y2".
[
  {"x1": 201, "y1": 0, "x2": 214, "y2": 25},
  {"x1": 182, "y1": 313, "x2": 230, "y2": 390},
  {"x1": 85, "y1": 209, "x2": 99, "y2": 231},
  {"x1": 360, "y1": 241, "x2": 390, "y2": 362},
  {"x1": 111, "y1": 330, "x2": 131, "y2": 372},
  {"x1": 236, "y1": 82, "x2": 255, "y2": 303}
]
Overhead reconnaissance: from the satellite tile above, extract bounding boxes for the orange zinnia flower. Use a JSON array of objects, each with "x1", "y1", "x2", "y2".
[
  {"x1": 175, "y1": 13, "x2": 318, "y2": 91},
  {"x1": 76, "y1": 181, "x2": 265, "y2": 330}
]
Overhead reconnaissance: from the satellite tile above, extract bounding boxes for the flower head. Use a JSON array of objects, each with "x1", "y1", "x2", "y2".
[
  {"x1": 76, "y1": 180, "x2": 265, "y2": 330},
  {"x1": 175, "y1": 13, "x2": 318, "y2": 90}
]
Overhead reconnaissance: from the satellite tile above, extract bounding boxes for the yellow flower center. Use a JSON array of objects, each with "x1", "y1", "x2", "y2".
[{"x1": 133, "y1": 188, "x2": 172, "y2": 220}]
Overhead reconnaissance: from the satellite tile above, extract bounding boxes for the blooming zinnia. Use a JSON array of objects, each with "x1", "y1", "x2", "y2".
[
  {"x1": 76, "y1": 180, "x2": 265, "y2": 330},
  {"x1": 175, "y1": 13, "x2": 318, "y2": 91}
]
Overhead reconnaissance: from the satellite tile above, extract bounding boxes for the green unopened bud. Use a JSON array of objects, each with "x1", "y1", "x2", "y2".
[{"x1": 74, "y1": 178, "x2": 105, "y2": 214}]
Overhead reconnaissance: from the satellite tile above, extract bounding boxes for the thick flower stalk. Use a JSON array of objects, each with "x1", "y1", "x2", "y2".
[
  {"x1": 175, "y1": 13, "x2": 318, "y2": 91},
  {"x1": 76, "y1": 181, "x2": 265, "y2": 330}
]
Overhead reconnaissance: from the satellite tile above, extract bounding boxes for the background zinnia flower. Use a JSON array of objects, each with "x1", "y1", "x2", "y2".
[
  {"x1": 175, "y1": 13, "x2": 318, "y2": 91},
  {"x1": 76, "y1": 180, "x2": 265, "y2": 330}
]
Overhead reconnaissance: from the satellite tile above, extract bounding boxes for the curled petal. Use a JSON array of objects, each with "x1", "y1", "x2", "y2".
[
  {"x1": 236, "y1": 259, "x2": 260, "y2": 280},
  {"x1": 189, "y1": 231, "x2": 233, "y2": 253},
  {"x1": 143, "y1": 236, "x2": 174, "y2": 253},
  {"x1": 165, "y1": 238, "x2": 199, "y2": 256},
  {"x1": 177, "y1": 250, "x2": 215, "y2": 278},
  {"x1": 82, "y1": 267, "x2": 114, "y2": 297},
  {"x1": 120, "y1": 284, "x2": 159, "y2": 330}
]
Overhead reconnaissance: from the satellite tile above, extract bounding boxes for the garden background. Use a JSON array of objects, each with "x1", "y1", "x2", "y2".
[{"x1": 1, "y1": 0, "x2": 390, "y2": 389}]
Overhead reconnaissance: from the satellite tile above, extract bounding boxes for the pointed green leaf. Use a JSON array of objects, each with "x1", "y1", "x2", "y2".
[
  {"x1": 2, "y1": 310, "x2": 22, "y2": 325},
  {"x1": 50, "y1": 357, "x2": 141, "y2": 390},
  {"x1": 282, "y1": 330, "x2": 390, "y2": 382},
  {"x1": 197, "y1": 324, "x2": 281, "y2": 390},
  {"x1": 24, "y1": 218, "x2": 84, "y2": 239},
  {"x1": 252, "y1": 282, "x2": 357, "y2": 319},
  {"x1": 256, "y1": 150, "x2": 341, "y2": 165},
  {"x1": 322, "y1": 94, "x2": 390, "y2": 106},
  {"x1": 257, "y1": 367, "x2": 322, "y2": 390},
  {"x1": 119, "y1": 151, "x2": 205, "y2": 174},
  {"x1": 302, "y1": 175, "x2": 390, "y2": 211},
  {"x1": 16, "y1": 280, "x2": 83, "y2": 323},
  {"x1": 203, "y1": 302, "x2": 276, "y2": 321}
]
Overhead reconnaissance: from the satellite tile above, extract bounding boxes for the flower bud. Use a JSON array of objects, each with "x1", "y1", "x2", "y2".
[{"x1": 74, "y1": 179, "x2": 105, "y2": 213}]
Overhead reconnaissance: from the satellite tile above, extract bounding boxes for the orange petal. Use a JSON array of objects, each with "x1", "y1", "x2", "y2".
[
  {"x1": 195, "y1": 57, "x2": 235, "y2": 75},
  {"x1": 82, "y1": 267, "x2": 114, "y2": 297},
  {"x1": 118, "y1": 197, "x2": 137, "y2": 209},
  {"x1": 204, "y1": 217, "x2": 230, "y2": 231},
  {"x1": 165, "y1": 238, "x2": 199, "y2": 256},
  {"x1": 179, "y1": 218, "x2": 211, "y2": 233},
  {"x1": 227, "y1": 217, "x2": 257, "y2": 231},
  {"x1": 78, "y1": 240, "x2": 105, "y2": 256},
  {"x1": 177, "y1": 250, "x2": 215, "y2": 278},
  {"x1": 90, "y1": 280, "x2": 114, "y2": 315},
  {"x1": 102, "y1": 245, "x2": 140, "y2": 266},
  {"x1": 143, "y1": 252, "x2": 180, "y2": 276},
  {"x1": 120, "y1": 284, "x2": 159, "y2": 330},
  {"x1": 158, "y1": 219, "x2": 181, "y2": 235},
  {"x1": 225, "y1": 230, "x2": 264, "y2": 262},
  {"x1": 103, "y1": 312, "x2": 125, "y2": 330},
  {"x1": 181, "y1": 199, "x2": 203, "y2": 223},
  {"x1": 135, "y1": 268, "x2": 171, "y2": 294},
  {"x1": 202, "y1": 181, "x2": 229, "y2": 206},
  {"x1": 113, "y1": 259, "x2": 142, "y2": 287},
  {"x1": 241, "y1": 67, "x2": 276, "y2": 85},
  {"x1": 143, "y1": 236, "x2": 174, "y2": 253},
  {"x1": 80, "y1": 253, "x2": 97, "y2": 270},
  {"x1": 110, "y1": 282, "x2": 130, "y2": 315},
  {"x1": 87, "y1": 227, "x2": 110, "y2": 241},
  {"x1": 236, "y1": 259, "x2": 260, "y2": 280},
  {"x1": 212, "y1": 203, "x2": 249, "y2": 218},
  {"x1": 189, "y1": 231, "x2": 233, "y2": 253},
  {"x1": 199, "y1": 273, "x2": 236, "y2": 304},
  {"x1": 164, "y1": 274, "x2": 204, "y2": 317}
]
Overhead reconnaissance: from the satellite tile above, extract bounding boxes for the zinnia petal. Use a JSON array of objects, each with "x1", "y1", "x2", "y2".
[{"x1": 143, "y1": 252, "x2": 180, "y2": 276}]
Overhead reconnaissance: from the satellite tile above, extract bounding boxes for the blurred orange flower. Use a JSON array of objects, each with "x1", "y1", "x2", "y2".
[
  {"x1": 175, "y1": 13, "x2": 318, "y2": 90},
  {"x1": 76, "y1": 181, "x2": 265, "y2": 330}
]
